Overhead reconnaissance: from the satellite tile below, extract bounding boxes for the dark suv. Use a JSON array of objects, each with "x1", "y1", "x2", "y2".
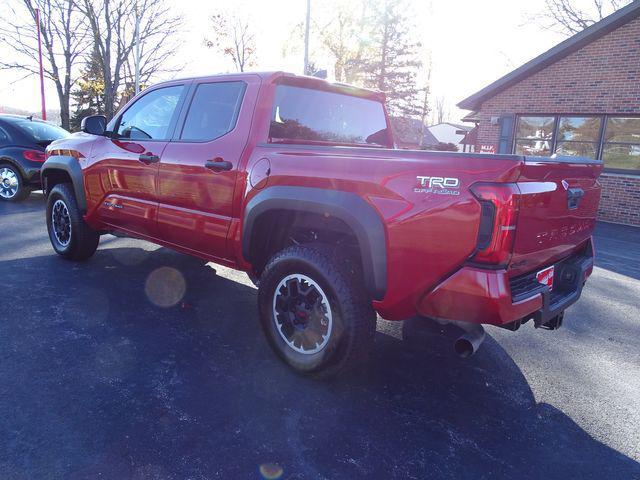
[{"x1": 0, "y1": 115, "x2": 69, "y2": 201}]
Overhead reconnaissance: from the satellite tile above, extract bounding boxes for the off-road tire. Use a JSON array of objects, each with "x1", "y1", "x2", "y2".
[
  {"x1": 258, "y1": 244, "x2": 376, "y2": 379},
  {"x1": 46, "y1": 183, "x2": 99, "y2": 261},
  {"x1": 0, "y1": 164, "x2": 30, "y2": 202}
]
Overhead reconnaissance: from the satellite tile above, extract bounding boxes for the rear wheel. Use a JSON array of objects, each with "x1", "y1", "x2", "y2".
[
  {"x1": 0, "y1": 165, "x2": 30, "y2": 202},
  {"x1": 46, "y1": 183, "x2": 100, "y2": 261},
  {"x1": 258, "y1": 245, "x2": 376, "y2": 378}
]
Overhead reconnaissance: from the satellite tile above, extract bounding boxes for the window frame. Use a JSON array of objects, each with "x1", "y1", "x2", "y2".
[
  {"x1": 175, "y1": 80, "x2": 247, "y2": 144},
  {"x1": 111, "y1": 83, "x2": 189, "y2": 142},
  {"x1": 512, "y1": 113, "x2": 640, "y2": 174}
]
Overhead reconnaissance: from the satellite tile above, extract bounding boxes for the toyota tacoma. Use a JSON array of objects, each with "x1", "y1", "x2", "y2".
[{"x1": 41, "y1": 72, "x2": 602, "y2": 377}]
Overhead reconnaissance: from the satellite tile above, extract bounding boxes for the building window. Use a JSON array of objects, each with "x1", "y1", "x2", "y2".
[
  {"x1": 514, "y1": 116, "x2": 554, "y2": 156},
  {"x1": 513, "y1": 114, "x2": 640, "y2": 173},
  {"x1": 602, "y1": 117, "x2": 640, "y2": 171},
  {"x1": 555, "y1": 116, "x2": 602, "y2": 159}
]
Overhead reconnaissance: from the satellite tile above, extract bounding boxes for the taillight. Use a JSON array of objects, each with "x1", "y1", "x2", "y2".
[
  {"x1": 22, "y1": 150, "x2": 47, "y2": 162},
  {"x1": 470, "y1": 183, "x2": 520, "y2": 265}
]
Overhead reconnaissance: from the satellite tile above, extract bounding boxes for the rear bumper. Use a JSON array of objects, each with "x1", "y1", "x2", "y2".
[{"x1": 417, "y1": 242, "x2": 594, "y2": 327}]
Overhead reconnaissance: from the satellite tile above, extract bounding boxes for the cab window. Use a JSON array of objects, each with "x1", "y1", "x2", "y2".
[
  {"x1": 180, "y1": 82, "x2": 246, "y2": 142},
  {"x1": 117, "y1": 85, "x2": 184, "y2": 140}
]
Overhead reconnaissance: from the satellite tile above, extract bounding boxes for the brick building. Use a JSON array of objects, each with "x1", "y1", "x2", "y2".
[{"x1": 458, "y1": 1, "x2": 640, "y2": 226}]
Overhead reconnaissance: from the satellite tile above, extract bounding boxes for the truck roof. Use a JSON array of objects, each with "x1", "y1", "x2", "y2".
[{"x1": 155, "y1": 71, "x2": 386, "y2": 102}]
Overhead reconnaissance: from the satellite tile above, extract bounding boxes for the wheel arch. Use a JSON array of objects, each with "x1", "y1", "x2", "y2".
[
  {"x1": 243, "y1": 186, "x2": 387, "y2": 300},
  {"x1": 41, "y1": 156, "x2": 86, "y2": 212},
  {"x1": 0, "y1": 155, "x2": 27, "y2": 178}
]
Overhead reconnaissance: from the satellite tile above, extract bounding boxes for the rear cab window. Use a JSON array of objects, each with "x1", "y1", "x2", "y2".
[
  {"x1": 180, "y1": 82, "x2": 246, "y2": 142},
  {"x1": 268, "y1": 84, "x2": 391, "y2": 148}
]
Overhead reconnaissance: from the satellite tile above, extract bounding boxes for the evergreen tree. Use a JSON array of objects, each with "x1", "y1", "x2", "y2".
[
  {"x1": 70, "y1": 49, "x2": 105, "y2": 132},
  {"x1": 360, "y1": 0, "x2": 423, "y2": 118}
]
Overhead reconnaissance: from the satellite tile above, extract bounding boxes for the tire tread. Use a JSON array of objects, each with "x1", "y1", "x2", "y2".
[{"x1": 47, "y1": 183, "x2": 99, "y2": 261}]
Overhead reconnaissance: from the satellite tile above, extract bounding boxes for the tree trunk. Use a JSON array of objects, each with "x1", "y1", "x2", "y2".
[{"x1": 59, "y1": 93, "x2": 70, "y2": 131}]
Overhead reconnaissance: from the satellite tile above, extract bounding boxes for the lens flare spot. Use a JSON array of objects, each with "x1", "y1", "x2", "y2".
[
  {"x1": 259, "y1": 463, "x2": 283, "y2": 479},
  {"x1": 145, "y1": 267, "x2": 186, "y2": 307}
]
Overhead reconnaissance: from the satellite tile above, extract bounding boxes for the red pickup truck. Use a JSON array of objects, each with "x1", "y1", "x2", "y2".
[{"x1": 42, "y1": 72, "x2": 602, "y2": 377}]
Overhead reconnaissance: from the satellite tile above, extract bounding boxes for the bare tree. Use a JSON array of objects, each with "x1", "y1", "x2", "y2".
[
  {"x1": 534, "y1": 0, "x2": 631, "y2": 35},
  {"x1": 0, "y1": 0, "x2": 90, "y2": 129},
  {"x1": 79, "y1": 0, "x2": 182, "y2": 119},
  {"x1": 434, "y1": 96, "x2": 448, "y2": 124},
  {"x1": 205, "y1": 12, "x2": 256, "y2": 72},
  {"x1": 418, "y1": 61, "x2": 431, "y2": 148}
]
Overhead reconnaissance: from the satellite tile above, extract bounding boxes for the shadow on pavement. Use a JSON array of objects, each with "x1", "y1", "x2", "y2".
[{"x1": 0, "y1": 245, "x2": 638, "y2": 479}]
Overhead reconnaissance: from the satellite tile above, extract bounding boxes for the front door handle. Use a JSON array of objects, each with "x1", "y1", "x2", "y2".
[
  {"x1": 139, "y1": 153, "x2": 160, "y2": 164},
  {"x1": 205, "y1": 158, "x2": 233, "y2": 171}
]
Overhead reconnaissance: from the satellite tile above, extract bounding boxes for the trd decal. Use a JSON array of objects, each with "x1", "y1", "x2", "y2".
[{"x1": 415, "y1": 176, "x2": 460, "y2": 195}]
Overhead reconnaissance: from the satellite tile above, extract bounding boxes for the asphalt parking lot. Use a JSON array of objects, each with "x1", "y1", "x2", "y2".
[{"x1": 1, "y1": 193, "x2": 639, "y2": 480}]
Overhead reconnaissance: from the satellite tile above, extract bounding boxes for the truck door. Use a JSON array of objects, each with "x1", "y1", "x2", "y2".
[
  {"x1": 157, "y1": 76, "x2": 259, "y2": 261},
  {"x1": 87, "y1": 83, "x2": 187, "y2": 239}
]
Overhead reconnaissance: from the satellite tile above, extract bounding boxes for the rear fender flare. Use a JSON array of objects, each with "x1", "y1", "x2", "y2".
[{"x1": 243, "y1": 186, "x2": 387, "y2": 300}]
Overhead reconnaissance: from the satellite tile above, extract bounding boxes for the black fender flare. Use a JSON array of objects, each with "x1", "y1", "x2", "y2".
[
  {"x1": 243, "y1": 186, "x2": 387, "y2": 300},
  {"x1": 41, "y1": 156, "x2": 87, "y2": 212}
]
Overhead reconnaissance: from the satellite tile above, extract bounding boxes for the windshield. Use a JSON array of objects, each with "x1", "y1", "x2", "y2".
[{"x1": 12, "y1": 119, "x2": 69, "y2": 143}]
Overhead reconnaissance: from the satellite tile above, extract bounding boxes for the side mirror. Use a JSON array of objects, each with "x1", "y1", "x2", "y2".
[{"x1": 81, "y1": 115, "x2": 107, "y2": 136}]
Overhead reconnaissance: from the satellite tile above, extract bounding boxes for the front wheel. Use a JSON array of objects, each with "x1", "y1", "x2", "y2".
[
  {"x1": 258, "y1": 245, "x2": 376, "y2": 378},
  {"x1": 46, "y1": 183, "x2": 100, "y2": 261}
]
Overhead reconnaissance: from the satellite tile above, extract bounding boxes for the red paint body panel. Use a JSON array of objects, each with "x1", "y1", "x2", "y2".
[
  {"x1": 84, "y1": 136, "x2": 164, "y2": 238},
  {"x1": 46, "y1": 72, "x2": 602, "y2": 325}
]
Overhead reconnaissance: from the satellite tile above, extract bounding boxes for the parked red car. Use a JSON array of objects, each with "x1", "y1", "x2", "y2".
[{"x1": 41, "y1": 72, "x2": 602, "y2": 377}]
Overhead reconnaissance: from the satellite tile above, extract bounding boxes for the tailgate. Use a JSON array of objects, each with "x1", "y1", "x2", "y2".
[{"x1": 509, "y1": 156, "x2": 603, "y2": 276}]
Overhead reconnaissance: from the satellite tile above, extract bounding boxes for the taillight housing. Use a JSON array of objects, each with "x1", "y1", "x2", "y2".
[
  {"x1": 22, "y1": 149, "x2": 47, "y2": 162},
  {"x1": 470, "y1": 183, "x2": 521, "y2": 266}
]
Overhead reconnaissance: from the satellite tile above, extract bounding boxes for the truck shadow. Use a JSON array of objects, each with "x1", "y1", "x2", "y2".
[{"x1": 0, "y1": 244, "x2": 638, "y2": 480}]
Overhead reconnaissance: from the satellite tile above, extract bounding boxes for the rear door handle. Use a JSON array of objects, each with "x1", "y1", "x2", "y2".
[
  {"x1": 139, "y1": 154, "x2": 160, "y2": 164},
  {"x1": 205, "y1": 158, "x2": 233, "y2": 171}
]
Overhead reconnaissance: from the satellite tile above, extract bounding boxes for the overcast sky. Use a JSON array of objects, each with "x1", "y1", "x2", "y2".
[{"x1": 0, "y1": 0, "x2": 581, "y2": 123}]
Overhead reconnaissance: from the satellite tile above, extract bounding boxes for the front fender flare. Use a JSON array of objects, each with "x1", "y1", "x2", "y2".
[
  {"x1": 41, "y1": 156, "x2": 86, "y2": 212},
  {"x1": 243, "y1": 186, "x2": 387, "y2": 300}
]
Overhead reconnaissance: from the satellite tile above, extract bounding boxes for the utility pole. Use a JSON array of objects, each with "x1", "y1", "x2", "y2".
[
  {"x1": 35, "y1": 8, "x2": 47, "y2": 121},
  {"x1": 303, "y1": 0, "x2": 310, "y2": 75},
  {"x1": 134, "y1": 5, "x2": 141, "y2": 95}
]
